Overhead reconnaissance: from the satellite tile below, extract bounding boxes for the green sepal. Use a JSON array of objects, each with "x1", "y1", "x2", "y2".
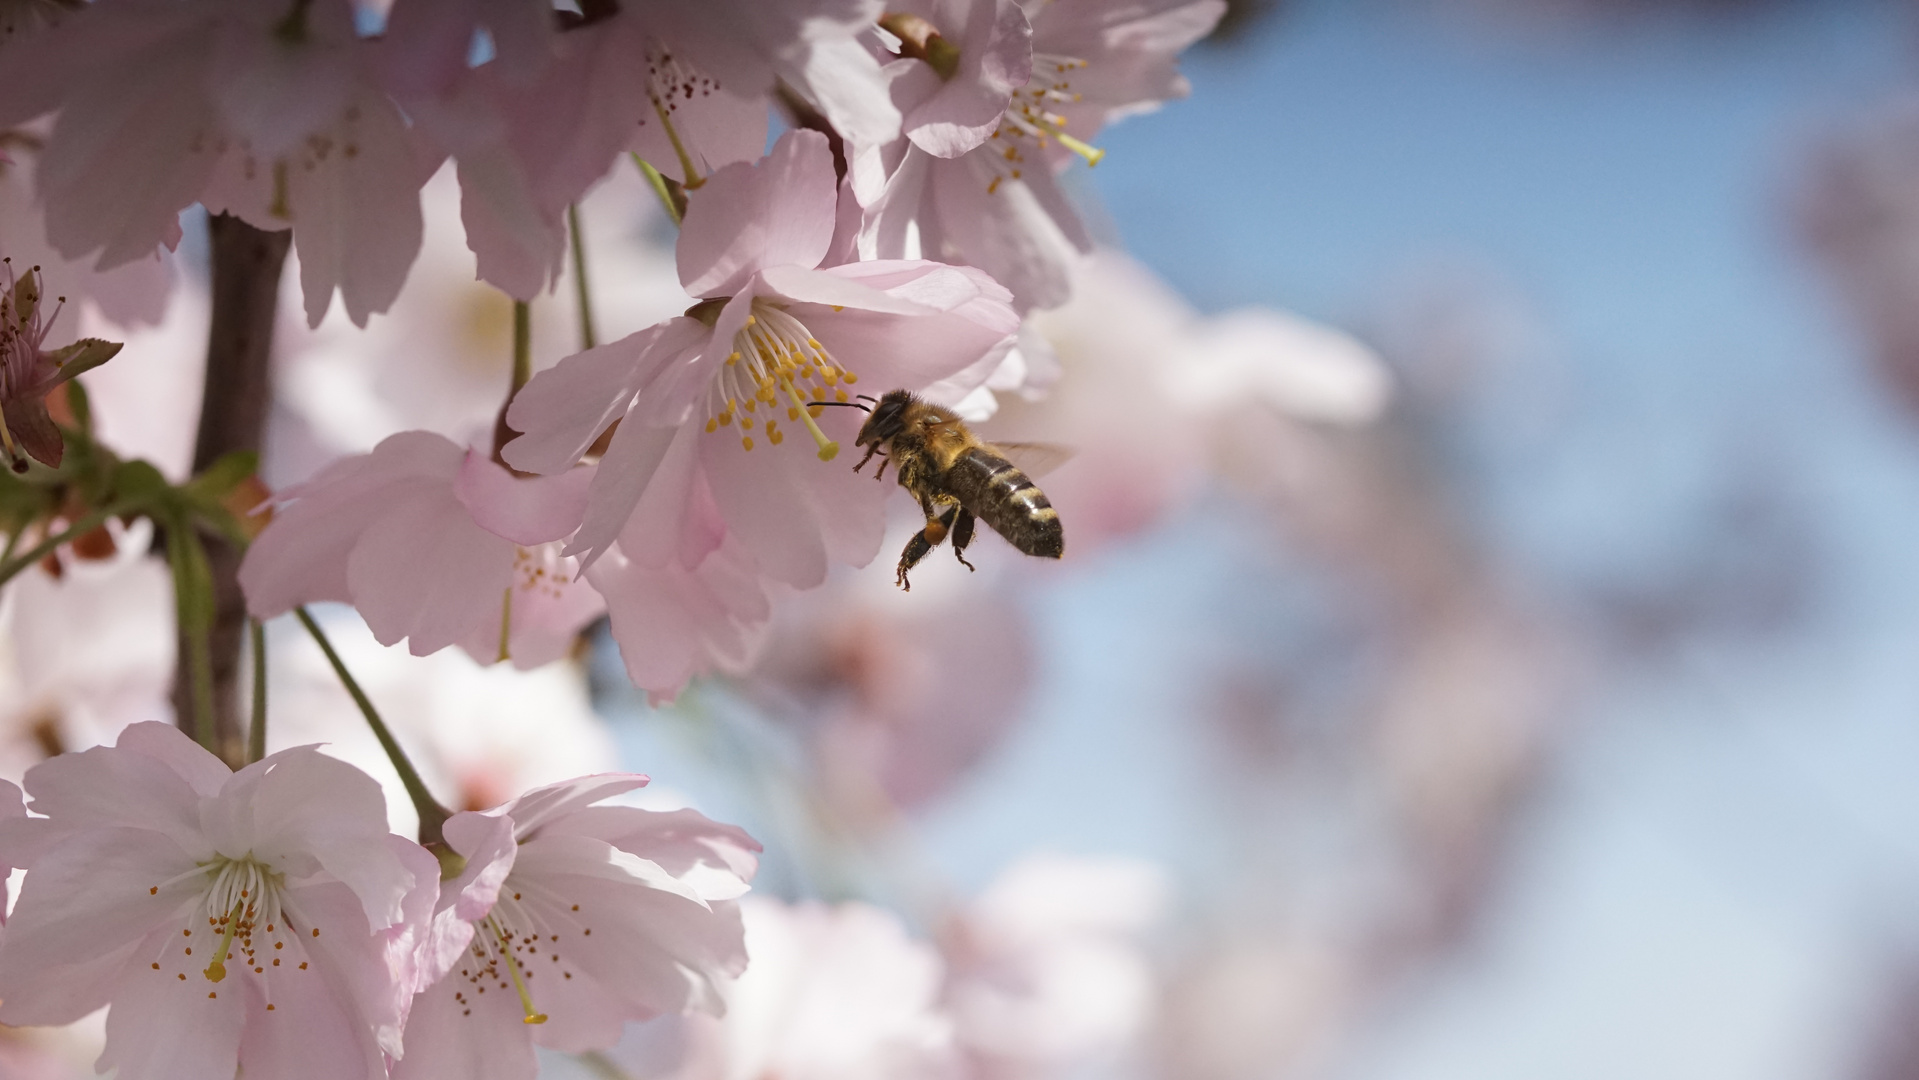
[{"x1": 47, "y1": 338, "x2": 122, "y2": 379}]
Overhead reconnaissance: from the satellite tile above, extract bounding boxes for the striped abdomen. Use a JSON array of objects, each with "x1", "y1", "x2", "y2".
[{"x1": 943, "y1": 446, "x2": 1063, "y2": 558}]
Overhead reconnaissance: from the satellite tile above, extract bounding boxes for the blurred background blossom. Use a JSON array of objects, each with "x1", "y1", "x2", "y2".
[{"x1": 12, "y1": 0, "x2": 1919, "y2": 1077}]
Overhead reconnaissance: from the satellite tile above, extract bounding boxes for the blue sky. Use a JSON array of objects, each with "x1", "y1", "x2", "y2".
[{"x1": 612, "y1": 5, "x2": 1919, "y2": 1077}]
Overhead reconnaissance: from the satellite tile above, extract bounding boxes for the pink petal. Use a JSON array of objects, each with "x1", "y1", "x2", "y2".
[
  {"x1": 899, "y1": 0, "x2": 1033, "y2": 158},
  {"x1": 392, "y1": 969, "x2": 539, "y2": 1080},
  {"x1": 96, "y1": 940, "x2": 246, "y2": 1080},
  {"x1": 629, "y1": 73, "x2": 769, "y2": 187},
  {"x1": 780, "y1": 33, "x2": 902, "y2": 148},
  {"x1": 456, "y1": 145, "x2": 565, "y2": 302},
  {"x1": 278, "y1": 877, "x2": 417, "y2": 1064},
  {"x1": 566, "y1": 419, "x2": 685, "y2": 570},
  {"x1": 537, "y1": 805, "x2": 760, "y2": 902},
  {"x1": 19, "y1": 728, "x2": 215, "y2": 860},
  {"x1": 441, "y1": 811, "x2": 520, "y2": 923},
  {"x1": 116, "y1": 719, "x2": 232, "y2": 797},
  {"x1": 503, "y1": 319, "x2": 705, "y2": 476},
  {"x1": 500, "y1": 775, "x2": 650, "y2": 840},
  {"x1": 345, "y1": 488, "x2": 516, "y2": 656},
  {"x1": 240, "y1": 431, "x2": 467, "y2": 620},
  {"x1": 39, "y1": 43, "x2": 218, "y2": 269},
  {"x1": 0, "y1": 827, "x2": 200, "y2": 1024},
  {"x1": 700, "y1": 422, "x2": 829, "y2": 588},
  {"x1": 608, "y1": 421, "x2": 704, "y2": 568},
  {"x1": 454, "y1": 451, "x2": 592, "y2": 546},
  {"x1": 756, "y1": 262, "x2": 939, "y2": 316},
  {"x1": 589, "y1": 539, "x2": 772, "y2": 696},
  {"x1": 677, "y1": 129, "x2": 838, "y2": 298},
  {"x1": 212, "y1": 745, "x2": 414, "y2": 932},
  {"x1": 289, "y1": 90, "x2": 438, "y2": 328}
]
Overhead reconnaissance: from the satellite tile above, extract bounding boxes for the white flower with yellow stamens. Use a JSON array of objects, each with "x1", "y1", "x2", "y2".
[{"x1": 0, "y1": 723, "x2": 440, "y2": 1080}]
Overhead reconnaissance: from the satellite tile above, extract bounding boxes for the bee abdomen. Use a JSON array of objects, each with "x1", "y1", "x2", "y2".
[{"x1": 947, "y1": 448, "x2": 1064, "y2": 559}]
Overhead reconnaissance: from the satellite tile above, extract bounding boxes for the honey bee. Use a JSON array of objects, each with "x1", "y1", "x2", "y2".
[{"x1": 842, "y1": 389, "x2": 1066, "y2": 590}]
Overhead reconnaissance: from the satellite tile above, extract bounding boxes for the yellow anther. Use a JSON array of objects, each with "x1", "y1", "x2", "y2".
[
  {"x1": 810, "y1": 385, "x2": 825, "y2": 401},
  {"x1": 807, "y1": 338, "x2": 821, "y2": 349},
  {"x1": 719, "y1": 413, "x2": 732, "y2": 426},
  {"x1": 770, "y1": 430, "x2": 784, "y2": 445},
  {"x1": 808, "y1": 404, "x2": 824, "y2": 418},
  {"x1": 788, "y1": 407, "x2": 800, "y2": 420},
  {"x1": 742, "y1": 436, "x2": 754, "y2": 451},
  {"x1": 835, "y1": 390, "x2": 849, "y2": 402},
  {"x1": 705, "y1": 418, "x2": 717, "y2": 433},
  {"x1": 843, "y1": 372, "x2": 858, "y2": 384},
  {"x1": 743, "y1": 400, "x2": 756, "y2": 413},
  {"x1": 740, "y1": 416, "x2": 753, "y2": 430}
]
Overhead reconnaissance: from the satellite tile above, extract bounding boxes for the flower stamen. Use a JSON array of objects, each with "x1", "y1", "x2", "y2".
[
  {"x1": 708, "y1": 301, "x2": 854, "y2": 461},
  {"x1": 203, "y1": 900, "x2": 245, "y2": 983}
]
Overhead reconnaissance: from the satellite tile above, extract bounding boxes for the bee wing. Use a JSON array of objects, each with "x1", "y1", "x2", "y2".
[{"x1": 991, "y1": 442, "x2": 1076, "y2": 478}]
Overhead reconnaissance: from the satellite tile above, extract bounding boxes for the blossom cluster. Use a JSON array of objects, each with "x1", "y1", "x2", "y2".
[
  {"x1": 0, "y1": 722, "x2": 756, "y2": 1080},
  {"x1": 0, "y1": 1, "x2": 1416, "y2": 1077}
]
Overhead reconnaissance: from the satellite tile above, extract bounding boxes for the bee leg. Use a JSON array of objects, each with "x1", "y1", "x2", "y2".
[
  {"x1": 874, "y1": 454, "x2": 891, "y2": 482},
  {"x1": 951, "y1": 508, "x2": 977, "y2": 572},
  {"x1": 852, "y1": 444, "x2": 883, "y2": 475},
  {"x1": 895, "y1": 505, "x2": 959, "y2": 591}
]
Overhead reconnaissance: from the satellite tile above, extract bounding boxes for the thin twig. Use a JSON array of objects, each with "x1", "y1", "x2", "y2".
[
  {"x1": 567, "y1": 204, "x2": 598, "y2": 351},
  {"x1": 247, "y1": 618, "x2": 267, "y2": 764},
  {"x1": 294, "y1": 607, "x2": 452, "y2": 846}
]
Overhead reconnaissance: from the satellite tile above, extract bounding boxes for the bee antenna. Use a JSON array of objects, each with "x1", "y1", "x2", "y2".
[
  {"x1": 811, "y1": 400, "x2": 873, "y2": 413},
  {"x1": 856, "y1": 394, "x2": 879, "y2": 404}
]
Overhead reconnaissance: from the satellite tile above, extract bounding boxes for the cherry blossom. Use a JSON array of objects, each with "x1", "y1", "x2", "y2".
[
  {"x1": 878, "y1": 0, "x2": 1034, "y2": 159},
  {"x1": 0, "y1": 148, "x2": 174, "y2": 330},
  {"x1": 238, "y1": 430, "x2": 601, "y2": 669},
  {"x1": 980, "y1": 250, "x2": 1386, "y2": 551},
  {"x1": 503, "y1": 129, "x2": 1019, "y2": 591},
  {"x1": 943, "y1": 855, "x2": 1168, "y2": 1079},
  {"x1": 612, "y1": 897, "x2": 960, "y2": 1080},
  {"x1": 1, "y1": 0, "x2": 438, "y2": 327},
  {"x1": 395, "y1": 775, "x2": 759, "y2": 1080},
  {"x1": 586, "y1": 532, "x2": 774, "y2": 700},
  {"x1": 399, "y1": 0, "x2": 894, "y2": 300},
  {"x1": 859, "y1": 0, "x2": 1225, "y2": 310},
  {"x1": 746, "y1": 565, "x2": 1037, "y2": 817},
  {"x1": 0, "y1": 722, "x2": 439, "y2": 1080},
  {"x1": 0, "y1": 262, "x2": 121, "y2": 471}
]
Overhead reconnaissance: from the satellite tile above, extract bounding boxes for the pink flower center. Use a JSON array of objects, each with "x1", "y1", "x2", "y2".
[
  {"x1": 144, "y1": 855, "x2": 317, "y2": 1013},
  {"x1": 452, "y1": 884, "x2": 592, "y2": 1025},
  {"x1": 705, "y1": 300, "x2": 860, "y2": 461},
  {"x1": 0, "y1": 259, "x2": 62, "y2": 466},
  {"x1": 984, "y1": 53, "x2": 1104, "y2": 194},
  {"x1": 640, "y1": 49, "x2": 725, "y2": 189}
]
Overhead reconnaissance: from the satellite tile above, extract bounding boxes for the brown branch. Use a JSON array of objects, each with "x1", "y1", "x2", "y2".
[{"x1": 174, "y1": 213, "x2": 290, "y2": 769}]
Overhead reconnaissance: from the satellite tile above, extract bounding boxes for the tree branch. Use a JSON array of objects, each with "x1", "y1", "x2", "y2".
[{"x1": 174, "y1": 213, "x2": 291, "y2": 769}]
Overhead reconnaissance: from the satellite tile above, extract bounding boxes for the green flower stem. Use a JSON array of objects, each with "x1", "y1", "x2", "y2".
[
  {"x1": 247, "y1": 618, "x2": 267, "y2": 764},
  {"x1": 567, "y1": 204, "x2": 598, "y2": 351},
  {"x1": 511, "y1": 300, "x2": 532, "y2": 395},
  {"x1": 0, "y1": 502, "x2": 129, "y2": 590},
  {"x1": 167, "y1": 522, "x2": 218, "y2": 753},
  {"x1": 294, "y1": 606, "x2": 452, "y2": 846},
  {"x1": 633, "y1": 154, "x2": 684, "y2": 226}
]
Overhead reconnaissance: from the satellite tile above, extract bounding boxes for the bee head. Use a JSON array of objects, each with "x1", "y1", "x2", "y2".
[{"x1": 854, "y1": 390, "x2": 914, "y2": 447}]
